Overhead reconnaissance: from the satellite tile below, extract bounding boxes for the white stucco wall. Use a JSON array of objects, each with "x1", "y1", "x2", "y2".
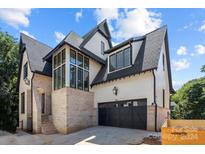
[
  {"x1": 19, "y1": 51, "x2": 33, "y2": 130},
  {"x1": 155, "y1": 40, "x2": 170, "y2": 108},
  {"x1": 84, "y1": 31, "x2": 110, "y2": 60},
  {"x1": 91, "y1": 71, "x2": 154, "y2": 108}
]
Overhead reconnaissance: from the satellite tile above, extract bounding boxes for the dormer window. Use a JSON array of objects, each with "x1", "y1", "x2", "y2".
[
  {"x1": 101, "y1": 41, "x2": 105, "y2": 55},
  {"x1": 109, "y1": 47, "x2": 131, "y2": 72},
  {"x1": 23, "y1": 62, "x2": 28, "y2": 79}
]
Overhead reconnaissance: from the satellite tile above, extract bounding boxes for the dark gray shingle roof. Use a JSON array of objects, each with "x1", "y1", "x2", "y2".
[
  {"x1": 91, "y1": 26, "x2": 174, "y2": 93},
  {"x1": 43, "y1": 20, "x2": 113, "y2": 65},
  {"x1": 20, "y1": 33, "x2": 52, "y2": 76}
]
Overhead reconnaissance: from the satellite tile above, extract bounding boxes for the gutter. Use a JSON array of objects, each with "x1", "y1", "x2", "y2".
[{"x1": 152, "y1": 70, "x2": 157, "y2": 132}]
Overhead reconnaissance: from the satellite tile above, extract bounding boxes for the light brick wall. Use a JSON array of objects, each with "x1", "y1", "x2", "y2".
[
  {"x1": 157, "y1": 106, "x2": 170, "y2": 131},
  {"x1": 52, "y1": 87, "x2": 96, "y2": 134},
  {"x1": 147, "y1": 105, "x2": 170, "y2": 131},
  {"x1": 32, "y1": 74, "x2": 52, "y2": 133},
  {"x1": 52, "y1": 88, "x2": 68, "y2": 134},
  {"x1": 67, "y1": 88, "x2": 96, "y2": 133},
  {"x1": 19, "y1": 51, "x2": 33, "y2": 130}
]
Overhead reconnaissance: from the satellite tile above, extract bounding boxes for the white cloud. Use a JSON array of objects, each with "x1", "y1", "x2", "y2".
[
  {"x1": 190, "y1": 53, "x2": 195, "y2": 56},
  {"x1": 194, "y1": 44, "x2": 205, "y2": 55},
  {"x1": 176, "y1": 46, "x2": 187, "y2": 55},
  {"x1": 20, "y1": 30, "x2": 35, "y2": 39},
  {"x1": 94, "y1": 9, "x2": 162, "y2": 41},
  {"x1": 172, "y1": 59, "x2": 190, "y2": 71},
  {"x1": 94, "y1": 8, "x2": 119, "y2": 23},
  {"x1": 75, "y1": 9, "x2": 83, "y2": 22},
  {"x1": 114, "y1": 9, "x2": 162, "y2": 40},
  {"x1": 54, "y1": 31, "x2": 65, "y2": 43},
  {"x1": 198, "y1": 20, "x2": 205, "y2": 32},
  {"x1": 0, "y1": 8, "x2": 32, "y2": 29}
]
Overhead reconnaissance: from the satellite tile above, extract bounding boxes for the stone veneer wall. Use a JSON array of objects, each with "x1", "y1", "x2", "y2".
[
  {"x1": 52, "y1": 88, "x2": 68, "y2": 134},
  {"x1": 52, "y1": 87, "x2": 96, "y2": 134},
  {"x1": 157, "y1": 106, "x2": 170, "y2": 131},
  {"x1": 32, "y1": 74, "x2": 52, "y2": 133},
  {"x1": 66, "y1": 88, "x2": 96, "y2": 133},
  {"x1": 147, "y1": 105, "x2": 170, "y2": 131}
]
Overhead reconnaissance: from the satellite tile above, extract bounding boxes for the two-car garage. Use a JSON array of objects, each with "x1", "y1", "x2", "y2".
[{"x1": 98, "y1": 99, "x2": 147, "y2": 130}]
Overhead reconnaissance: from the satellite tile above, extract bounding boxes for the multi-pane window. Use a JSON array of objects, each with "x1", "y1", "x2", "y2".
[
  {"x1": 70, "y1": 49, "x2": 89, "y2": 91},
  {"x1": 109, "y1": 47, "x2": 131, "y2": 72},
  {"x1": 101, "y1": 41, "x2": 105, "y2": 55},
  {"x1": 23, "y1": 62, "x2": 28, "y2": 79},
  {"x1": 21, "y1": 92, "x2": 25, "y2": 114},
  {"x1": 53, "y1": 49, "x2": 66, "y2": 90}
]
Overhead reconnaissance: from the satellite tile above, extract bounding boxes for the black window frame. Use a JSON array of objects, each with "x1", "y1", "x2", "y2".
[
  {"x1": 163, "y1": 54, "x2": 165, "y2": 71},
  {"x1": 23, "y1": 62, "x2": 28, "y2": 79},
  {"x1": 101, "y1": 41, "x2": 105, "y2": 55},
  {"x1": 109, "y1": 47, "x2": 132, "y2": 72},
  {"x1": 41, "y1": 93, "x2": 45, "y2": 114},
  {"x1": 21, "y1": 92, "x2": 25, "y2": 114},
  {"x1": 53, "y1": 49, "x2": 66, "y2": 90},
  {"x1": 69, "y1": 48, "x2": 89, "y2": 92},
  {"x1": 163, "y1": 89, "x2": 165, "y2": 108}
]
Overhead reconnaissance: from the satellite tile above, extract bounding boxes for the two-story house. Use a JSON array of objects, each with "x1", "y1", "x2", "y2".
[{"x1": 17, "y1": 19, "x2": 174, "y2": 134}]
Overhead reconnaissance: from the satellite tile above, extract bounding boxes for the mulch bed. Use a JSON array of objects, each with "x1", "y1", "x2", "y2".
[{"x1": 142, "y1": 135, "x2": 161, "y2": 145}]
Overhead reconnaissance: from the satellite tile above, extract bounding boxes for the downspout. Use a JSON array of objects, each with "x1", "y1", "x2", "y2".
[
  {"x1": 152, "y1": 70, "x2": 157, "y2": 132},
  {"x1": 30, "y1": 73, "x2": 34, "y2": 133}
]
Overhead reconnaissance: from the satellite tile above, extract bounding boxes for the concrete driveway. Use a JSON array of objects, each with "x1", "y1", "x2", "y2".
[{"x1": 0, "y1": 126, "x2": 160, "y2": 145}]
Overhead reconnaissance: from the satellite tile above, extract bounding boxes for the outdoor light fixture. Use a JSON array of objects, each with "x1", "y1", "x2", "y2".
[{"x1": 112, "y1": 86, "x2": 118, "y2": 96}]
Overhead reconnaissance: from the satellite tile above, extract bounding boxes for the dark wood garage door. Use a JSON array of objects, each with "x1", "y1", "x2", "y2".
[{"x1": 98, "y1": 99, "x2": 147, "y2": 130}]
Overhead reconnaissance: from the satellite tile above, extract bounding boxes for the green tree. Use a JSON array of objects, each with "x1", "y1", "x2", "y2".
[
  {"x1": 171, "y1": 77, "x2": 205, "y2": 119},
  {"x1": 0, "y1": 31, "x2": 19, "y2": 132},
  {"x1": 201, "y1": 65, "x2": 205, "y2": 72}
]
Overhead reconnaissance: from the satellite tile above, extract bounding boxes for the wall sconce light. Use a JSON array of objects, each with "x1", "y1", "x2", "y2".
[{"x1": 112, "y1": 86, "x2": 118, "y2": 96}]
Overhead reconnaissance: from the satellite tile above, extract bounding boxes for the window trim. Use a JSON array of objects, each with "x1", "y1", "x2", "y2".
[
  {"x1": 163, "y1": 53, "x2": 165, "y2": 71},
  {"x1": 53, "y1": 49, "x2": 66, "y2": 90},
  {"x1": 23, "y1": 62, "x2": 28, "y2": 79},
  {"x1": 21, "y1": 92, "x2": 25, "y2": 114},
  {"x1": 69, "y1": 48, "x2": 89, "y2": 92},
  {"x1": 163, "y1": 89, "x2": 165, "y2": 108},
  {"x1": 101, "y1": 41, "x2": 105, "y2": 55},
  {"x1": 109, "y1": 47, "x2": 132, "y2": 73},
  {"x1": 41, "y1": 93, "x2": 46, "y2": 114}
]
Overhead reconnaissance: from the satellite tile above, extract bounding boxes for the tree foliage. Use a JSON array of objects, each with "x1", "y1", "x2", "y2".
[
  {"x1": 201, "y1": 65, "x2": 205, "y2": 73},
  {"x1": 0, "y1": 31, "x2": 19, "y2": 132},
  {"x1": 171, "y1": 77, "x2": 205, "y2": 119}
]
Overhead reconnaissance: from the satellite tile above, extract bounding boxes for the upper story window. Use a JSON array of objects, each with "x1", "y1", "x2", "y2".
[
  {"x1": 53, "y1": 49, "x2": 66, "y2": 90},
  {"x1": 109, "y1": 47, "x2": 131, "y2": 72},
  {"x1": 101, "y1": 41, "x2": 105, "y2": 55},
  {"x1": 70, "y1": 49, "x2": 89, "y2": 91},
  {"x1": 163, "y1": 54, "x2": 165, "y2": 71},
  {"x1": 23, "y1": 62, "x2": 28, "y2": 79}
]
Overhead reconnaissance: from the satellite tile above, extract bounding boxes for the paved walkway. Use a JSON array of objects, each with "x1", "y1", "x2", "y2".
[{"x1": 0, "y1": 126, "x2": 160, "y2": 145}]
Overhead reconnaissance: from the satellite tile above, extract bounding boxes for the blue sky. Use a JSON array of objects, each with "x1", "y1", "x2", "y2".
[{"x1": 0, "y1": 8, "x2": 205, "y2": 90}]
